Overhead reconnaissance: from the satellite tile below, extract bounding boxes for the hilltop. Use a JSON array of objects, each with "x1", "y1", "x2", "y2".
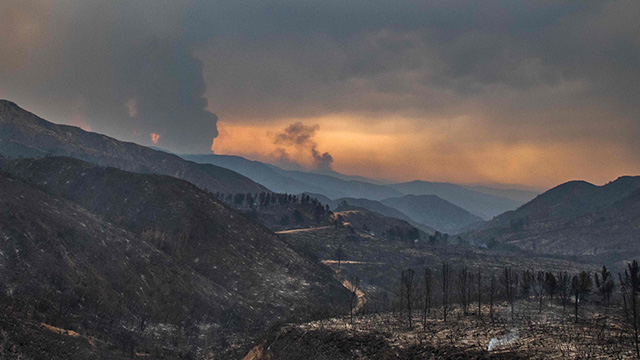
[{"x1": 0, "y1": 100, "x2": 266, "y2": 194}]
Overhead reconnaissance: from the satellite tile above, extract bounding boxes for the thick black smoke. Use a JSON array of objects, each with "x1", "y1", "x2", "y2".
[{"x1": 1, "y1": 1, "x2": 218, "y2": 153}]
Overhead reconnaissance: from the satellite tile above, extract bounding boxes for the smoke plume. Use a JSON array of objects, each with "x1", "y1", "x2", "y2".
[
  {"x1": 0, "y1": 1, "x2": 218, "y2": 154},
  {"x1": 274, "y1": 122, "x2": 334, "y2": 171}
]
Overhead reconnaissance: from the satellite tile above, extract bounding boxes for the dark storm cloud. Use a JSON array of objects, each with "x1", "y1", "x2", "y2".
[
  {"x1": 1, "y1": 1, "x2": 218, "y2": 153},
  {"x1": 197, "y1": 0, "x2": 639, "y2": 142},
  {"x1": 1, "y1": 0, "x2": 639, "y2": 159}
]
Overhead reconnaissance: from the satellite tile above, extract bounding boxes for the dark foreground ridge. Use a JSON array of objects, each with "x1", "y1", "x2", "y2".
[{"x1": 0, "y1": 155, "x2": 349, "y2": 358}]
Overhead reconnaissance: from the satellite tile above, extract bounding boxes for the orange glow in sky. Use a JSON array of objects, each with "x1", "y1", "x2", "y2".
[
  {"x1": 212, "y1": 115, "x2": 637, "y2": 190},
  {"x1": 150, "y1": 133, "x2": 160, "y2": 144}
]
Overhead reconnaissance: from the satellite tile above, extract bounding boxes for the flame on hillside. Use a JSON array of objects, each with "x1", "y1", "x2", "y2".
[{"x1": 150, "y1": 133, "x2": 160, "y2": 144}]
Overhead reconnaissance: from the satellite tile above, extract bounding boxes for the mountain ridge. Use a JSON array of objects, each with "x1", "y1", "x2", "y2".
[
  {"x1": 461, "y1": 175, "x2": 640, "y2": 262},
  {"x1": 0, "y1": 100, "x2": 267, "y2": 195},
  {"x1": 381, "y1": 194, "x2": 483, "y2": 234}
]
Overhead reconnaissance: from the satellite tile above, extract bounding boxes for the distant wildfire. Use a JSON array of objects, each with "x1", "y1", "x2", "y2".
[{"x1": 150, "y1": 133, "x2": 160, "y2": 144}]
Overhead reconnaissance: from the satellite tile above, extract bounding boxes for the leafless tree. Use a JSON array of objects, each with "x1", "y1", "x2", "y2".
[
  {"x1": 521, "y1": 269, "x2": 533, "y2": 299},
  {"x1": 476, "y1": 269, "x2": 482, "y2": 319},
  {"x1": 625, "y1": 260, "x2": 640, "y2": 358},
  {"x1": 594, "y1": 265, "x2": 614, "y2": 308},
  {"x1": 571, "y1": 271, "x2": 592, "y2": 323},
  {"x1": 531, "y1": 271, "x2": 545, "y2": 313},
  {"x1": 442, "y1": 262, "x2": 451, "y2": 322},
  {"x1": 557, "y1": 271, "x2": 571, "y2": 311},
  {"x1": 402, "y1": 269, "x2": 418, "y2": 329},
  {"x1": 399, "y1": 270, "x2": 405, "y2": 318},
  {"x1": 456, "y1": 266, "x2": 470, "y2": 316},
  {"x1": 501, "y1": 267, "x2": 517, "y2": 321},
  {"x1": 422, "y1": 267, "x2": 432, "y2": 330},
  {"x1": 489, "y1": 272, "x2": 496, "y2": 323},
  {"x1": 544, "y1": 272, "x2": 558, "y2": 306},
  {"x1": 620, "y1": 272, "x2": 630, "y2": 320}
]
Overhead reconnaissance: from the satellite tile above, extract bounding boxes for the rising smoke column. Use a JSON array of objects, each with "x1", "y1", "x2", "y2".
[
  {"x1": 1, "y1": 1, "x2": 218, "y2": 154},
  {"x1": 274, "y1": 122, "x2": 334, "y2": 171}
]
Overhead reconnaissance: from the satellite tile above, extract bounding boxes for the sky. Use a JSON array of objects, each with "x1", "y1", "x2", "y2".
[{"x1": 1, "y1": 1, "x2": 638, "y2": 189}]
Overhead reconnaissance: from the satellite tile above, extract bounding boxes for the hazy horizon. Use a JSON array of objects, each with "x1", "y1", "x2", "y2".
[{"x1": 2, "y1": 1, "x2": 638, "y2": 188}]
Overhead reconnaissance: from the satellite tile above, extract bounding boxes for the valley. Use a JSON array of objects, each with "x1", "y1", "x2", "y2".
[{"x1": 1, "y1": 101, "x2": 640, "y2": 358}]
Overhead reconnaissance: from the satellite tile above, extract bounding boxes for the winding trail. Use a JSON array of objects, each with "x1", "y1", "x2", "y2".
[
  {"x1": 275, "y1": 226, "x2": 331, "y2": 234},
  {"x1": 341, "y1": 278, "x2": 366, "y2": 312}
]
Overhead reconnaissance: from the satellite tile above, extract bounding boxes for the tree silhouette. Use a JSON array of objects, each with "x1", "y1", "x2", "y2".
[
  {"x1": 626, "y1": 260, "x2": 640, "y2": 357},
  {"x1": 594, "y1": 265, "x2": 614, "y2": 308},
  {"x1": 571, "y1": 271, "x2": 592, "y2": 323}
]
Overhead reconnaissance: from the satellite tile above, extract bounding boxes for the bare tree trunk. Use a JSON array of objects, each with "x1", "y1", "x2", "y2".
[
  {"x1": 442, "y1": 262, "x2": 450, "y2": 322},
  {"x1": 633, "y1": 288, "x2": 638, "y2": 359},
  {"x1": 404, "y1": 269, "x2": 416, "y2": 329},
  {"x1": 502, "y1": 267, "x2": 516, "y2": 321},
  {"x1": 627, "y1": 262, "x2": 640, "y2": 358},
  {"x1": 399, "y1": 270, "x2": 405, "y2": 319},
  {"x1": 620, "y1": 272, "x2": 630, "y2": 321},
  {"x1": 423, "y1": 267, "x2": 431, "y2": 331},
  {"x1": 489, "y1": 274, "x2": 495, "y2": 323},
  {"x1": 477, "y1": 270, "x2": 482, "y2": 320}
]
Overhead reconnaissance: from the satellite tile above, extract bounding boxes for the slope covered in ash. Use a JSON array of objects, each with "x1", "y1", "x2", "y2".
[
  {"x1": 332, "y1": 198, "x2": 436, "y2": 235},
  {"x1": 462, "y1": 176, "x2": 640, "y2": 263},
  {"x1": 0, "y1": 100, "x2": 266, "y2": 194},
  {"x1": 334, "y1": 209, "x2": 424, "y2": 242},
  {"x1": 0, "y1": 156, "x2": 349, "y2": 358}
]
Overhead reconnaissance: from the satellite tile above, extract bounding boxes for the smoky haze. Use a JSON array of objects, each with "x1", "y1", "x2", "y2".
[
  {"x1": 1, "y1": 0, "x2": 639, "y2": 186},
  {"x1": 1, "y1": 1, "x2": 218, "y2": 153}
]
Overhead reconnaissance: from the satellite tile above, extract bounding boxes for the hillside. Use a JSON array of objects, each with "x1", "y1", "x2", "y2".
[
  {"x1": 0, "y1": 156, "x2": 350, "y2": 358},
  {"x1": 334, "y1": 209, "x2": 424, "y2": 242},
  {"x1": 462, "y1": 176, "x2": 640, "y2": 263},
  {"x1": 278, "y1": 218, "x2": 594, "y2": 310},
  {"x1": 381, "y1": 195, "x2": 483, "y2": 234},
  {"x1": 0, "y1": 100, "x2": 267, "y2": 194},
  {"x1": 389, "y1": 181, "x2": 523, "y2": 219},
  {"x1": 465, "y1": 185, "x2": 539, "y2": 203},
  {"x1": 487, "y1": 177, "x2": 640, "y2": 228},
  {"x1": 181, "y1": 153, "x2": 402, "y2": 200},
  {"x1": 331, "y1": 197, "x2": 435, "y2": 234},
  {"x1": 181, "y1": 153, "x2": 327, "y2": 195}
]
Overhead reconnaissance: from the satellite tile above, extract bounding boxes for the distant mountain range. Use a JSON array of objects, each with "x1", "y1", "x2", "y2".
[
  {"x1": 182, "y1": 154, "x2": 402, "y2": 200},
  {"x1": 462, "y1": 176, "x2": 640, "y2": 263},
  {"x1": 0, "y1": 100, "x2": 538, "y2": 236},
  {"x1": 388, "y1": 181, "x2": 528, "y2": 219},
  {"x1": 0, "y1": 100, "x2": 267, "y2": 194},
  {"x1": 381, "y1": 195, "x2": 483, "y2": 234},
  {"x1": 328, "y1": 196, "x2": 436, "y2": 234},
  {"x1": 181, "y1": 154, "x2": 537, "y2": 221}
]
